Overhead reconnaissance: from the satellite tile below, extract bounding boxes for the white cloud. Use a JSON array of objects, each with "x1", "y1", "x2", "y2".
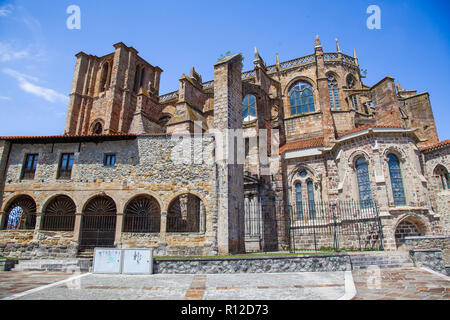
[
  {"x1": 3, "y1": 68, "x2": 69, "y2": 104},
  {"x1": 0, "y1": 4, "x2": 13, "y2": 17},
  {"x1": 0, "y1": 42, "x2": 30, "y2": 62}
]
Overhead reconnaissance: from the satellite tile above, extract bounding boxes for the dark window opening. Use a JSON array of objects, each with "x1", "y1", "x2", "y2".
[
  {"x1": 22, "y1": 154, "x2": 38, "y2": 180},
  {"x1": 58, "y1": 153, "x2": 74, "y2": 179},
  {"x1": 104, "y1": 154, "x2": 116, "y2": 167}
]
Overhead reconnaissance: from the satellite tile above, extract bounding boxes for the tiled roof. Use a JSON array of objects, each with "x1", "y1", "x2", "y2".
[
  {"x1": 338, "y1": 125, "x2": 404, "y2": 139},
  {"x1": 0, "y1": 133, "x2": 137, "y2": 143},
  {"x1": 280, "y1": 136, "x2": 324, "y2": 154},
  {"x1": 421, "y1": 139, "x2": 450, "y2": 153}
]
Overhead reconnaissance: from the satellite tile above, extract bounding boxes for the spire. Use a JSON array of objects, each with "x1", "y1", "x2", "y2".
[
  {"x1": 253, "y1": 46, "x2": 265, "y2": 68},
  {"x1": 353, "y1": 48, "x2": 359, "y2": 66},
  {"x1": 396, "y1": 81, "x2": 403, "y2": 92},
  {"x1": 336, "y1": 38, "x2": 341, "y2": 53},
  {"x1": 315, "y1": 35, "x2": 322, "y2": 48},
  {"x1": 276, "y1": 52, "x2": 280, "y2": 65}
]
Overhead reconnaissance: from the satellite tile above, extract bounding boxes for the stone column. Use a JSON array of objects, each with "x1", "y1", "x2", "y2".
[
  {"x1": 214, "y1": 54, "x2": 245, "y2": 254},
  {"x1": 114, "y1": 213, "x2": 123, "y2": 246},
  {"x1": 32, "y1": 213, "x2": 42, "y2": 240},
  {"x1": 159, "y1": 211, "x2": 167, "y2": 243},
  {"x1": 72, "y1": 213, "x2": 83, "y2": 242}
]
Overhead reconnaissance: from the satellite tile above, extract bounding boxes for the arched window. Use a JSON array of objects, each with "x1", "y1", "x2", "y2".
[
  {"x1": 347, "y1": 75, "x2": 356, "y2": 89},
  {"x1": 100, "y1": 62, "x2": 110, "y2": 92},
  {"x1": 387, "y1": 154, "x2": 406, "y2": 206},
  {"x1": 434, "y1": 165, "x2": 449, "y2": 190},
  {"x1": 133, "y1": 66, "x2": 141, "y2": 94},
  {"x1": 328, "y1": 75, "x2": 340, "y2": 110},
  {"x1": 41, "y1": 195, "x2": 76, "y2": 231},
  {"x1": 92, "y1": 122, "x2": 103, "y2": 135},
  {"x1": 347, "y1": 75, "x2": 359, "y2": 112},
  {"x1": 167, "y1": 194, "x2": 204, "y2": 232},
  {"x1": 124, "y1": 195, "x2": 161, "y2": 233},
  {"x1": 289, "y1": 81, "x2": 315, "y2": 115},
  {"x1": 242, "y1": 94, "x2": 257, "y2": 122},
  {"x1": 3, "y1": 196, "x2": 36, "y2": 230},
  {"x1": 295, "y1": 183, "x2": 303, "y2": 220},
  {"x1": 307, "y1": 181, "x2": 315, "y2": 219},
  {"x1": 355, "y1": 157, "x2": 373, "y2": 206}
]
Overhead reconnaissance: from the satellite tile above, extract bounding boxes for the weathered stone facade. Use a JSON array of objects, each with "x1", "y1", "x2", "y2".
[{"x1": 0, "y1": 36, "x2": 449, "y2": 258}]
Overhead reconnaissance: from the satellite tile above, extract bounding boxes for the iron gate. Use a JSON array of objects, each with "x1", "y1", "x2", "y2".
[{"x1": 79, "y1": 214, "x2": 116, "y2": 251}]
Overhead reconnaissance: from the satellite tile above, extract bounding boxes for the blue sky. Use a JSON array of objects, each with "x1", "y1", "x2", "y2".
[{"x1": 0, "y1": 0, "x2": 449, "y2": 139}]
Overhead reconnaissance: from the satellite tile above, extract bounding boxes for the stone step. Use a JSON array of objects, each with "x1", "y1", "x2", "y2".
[
  {"x1": 13, "y1": 259, "x2": 92, "y2": 272},
  {"x1": 349, "y1": 252, "x2": 413, "y2": 269}
]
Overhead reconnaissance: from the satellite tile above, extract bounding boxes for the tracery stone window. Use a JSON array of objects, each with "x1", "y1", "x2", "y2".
[
  {"x1": 434, "y1": 165, "x2": 449, "y2": 190},
  {"x1": 3, "y1": 195, "x2": 36, "y2": 230},
  {"x1": 307, "y1": 180, "x2": 315, "y2": 219},
  {"x1": 328, "y1": 75, "x2": 340, "y2": 110},
  {"x1": 295, "y1": 183, "x2": 303, "y2": 220},
  {"x1": 355, "y1": 157, "x2": 373, "y2": 206},
  {"x1": 289, "y1": 81, "x2": 315, "y2": 115},
  {"x1": 347, "y1": 75, "x2": 359, "y2": 112},
  {"x1": 242, "y1": 94, "x2": 257, "y2": 122},
  {"x1": 387, "y1": 154, "x2": 406, "y2": 206}
]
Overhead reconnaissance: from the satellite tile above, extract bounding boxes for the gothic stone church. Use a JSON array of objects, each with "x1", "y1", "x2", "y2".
[{"x1": 0, "y1": 36, "x2": 449, "y2": 258}]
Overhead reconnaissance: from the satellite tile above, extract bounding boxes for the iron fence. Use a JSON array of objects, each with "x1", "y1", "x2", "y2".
[
  {"x1": 288, "y1": 200, "x2": 383, "y2": 252},
  {"x1": 243, "y1": 200, "x2": 383, "y2": 253}
]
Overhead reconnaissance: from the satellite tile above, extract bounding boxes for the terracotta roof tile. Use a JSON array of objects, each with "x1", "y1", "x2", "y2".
[
  {"x1": 280, "y1": 136, "x2": 324, "y2": 154},
  {"x1": 338, "y1": 125, "x2": 404, "y2": 139},
  {"x1": 421, "y1": 139, "x2": 450, "y2": 153}
]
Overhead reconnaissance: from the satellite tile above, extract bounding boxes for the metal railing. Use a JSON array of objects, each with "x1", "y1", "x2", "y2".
[
  {"x1": 123, "y1": 215, "x2": 160, "y2": 233},
  {"x1": 166, "y1": 215, "x2": 200, "y2": 233},
  {"x1": 40, "y1": 214, "x2": 76, "y2": 231}
]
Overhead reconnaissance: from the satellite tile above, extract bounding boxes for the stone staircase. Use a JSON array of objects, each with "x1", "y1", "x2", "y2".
[{"x1": 349, "y1": 251, "x2": 414, "y2": 270}]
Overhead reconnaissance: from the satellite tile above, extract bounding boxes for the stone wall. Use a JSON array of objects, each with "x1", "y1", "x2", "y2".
[
  {"x1": 0, "y1": 134, "x2": 218, "y2": 257},
  {"x1": 409, "y1": 249, "x2": 447, "y2": 275},
  {"x1": 154, "y1": 254, "x2": 351, "y2": 274},
  {"x1": 405, "y1": 235, "x2": 450, "y2": 266}
]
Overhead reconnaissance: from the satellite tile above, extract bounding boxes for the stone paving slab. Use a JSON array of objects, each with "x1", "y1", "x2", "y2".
[
  {"x1": 1, "y1": 271, "x2": 346, "y2": 300},
  {"x1": 0, "y1": 271, "x2": 74, "y2": 299},
  {"x1": 1, "y1": 267, "x2": 448, "y2": 300},
  {"x1": 352, "y1": 267, "x2": 450, "y2": 300}
]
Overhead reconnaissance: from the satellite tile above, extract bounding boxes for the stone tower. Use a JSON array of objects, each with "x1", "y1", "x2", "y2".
[
  {"x1": 214, "y1": 54, "x2": 245, "y2": 254},
  {"x1": 64, "y1": 42, "x2": 163, "y2": 135}
]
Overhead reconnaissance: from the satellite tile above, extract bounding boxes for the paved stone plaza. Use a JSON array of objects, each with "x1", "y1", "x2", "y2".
[{"x1": 0, "y1": 267, "x2": 448, "y2": 300}]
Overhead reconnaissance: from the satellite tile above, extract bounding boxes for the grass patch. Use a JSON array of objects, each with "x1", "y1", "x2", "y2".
[{"x1": 0, "y1": 256, "x2": 17, "y2": 260}]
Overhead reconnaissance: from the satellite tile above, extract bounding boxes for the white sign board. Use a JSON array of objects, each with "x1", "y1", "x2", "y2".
[
  {"x1": 93, "y1": 248, "x2": 123, "y2": 274},
  {"x1": 121, "y1": 249, "x2": 153, "y2": 274}
]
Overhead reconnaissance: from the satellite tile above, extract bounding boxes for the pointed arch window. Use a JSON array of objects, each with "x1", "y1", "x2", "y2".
[
  {"x1": 100, "y1": 62, "x2": 111, "y2": 92},
  {"x1": 295, "y1": 183, "x2": 303, "y2": 220},
  {"x1": 355, "y1": 157, "x2": 373, "y2": 206},
  {"x1": 434, "y1": 165, "x2": 449, "y2": 190},
  {"x1": 328, "y1": 75, "x2": 340, "y2": 110},
  {"x1": 307, "y1": 181, "x2": 315, "y2": 219},
  {"x1": 387, "y1": 154, "x2": 406, "y2": 206},
  {"x1": 242, "y1": 94, "x2": 257, "y2": 122},
  {"x1": 289, "y1": 81, "x2": 315, "y2": 115}
]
